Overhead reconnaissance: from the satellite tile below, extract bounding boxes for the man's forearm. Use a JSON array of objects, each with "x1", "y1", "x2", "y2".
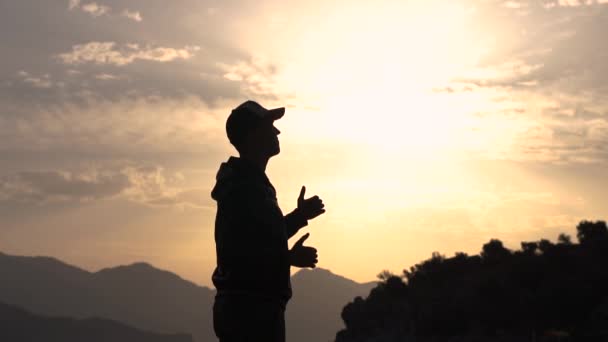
[{"x1": 284, "y1": 209, "x2": 308, "y2": 239}]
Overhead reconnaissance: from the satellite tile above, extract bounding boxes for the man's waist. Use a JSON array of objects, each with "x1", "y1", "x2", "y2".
[{"x1": 215, "y1": 289, "x2": 291, "y2": 309}]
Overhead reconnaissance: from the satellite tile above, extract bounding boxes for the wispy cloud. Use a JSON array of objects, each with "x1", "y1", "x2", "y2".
[
  {"x1": 218, "y1": 57, "x2": 286, "y2": 100},
  {"x1": 0, "y1": 170, "x2": 130, "y2": 203},
  {"x1": 122, "y1": 9, "x2": 142, "y2": 22},
  {"x1": 122, "y1": 166, "x2": 212, "y2": 209},
  {"x1": 57, "y1": 42, "x2": 201, "y2": 66},
  {"x1": 68, "y1": 0, "x2": 80, "y2": 10},
  {"x1": 17, "y1": 71, "x2": 53, "y2": 89},
  {"x1": 80, "y1": 2, "x2": 110, "y2": 17},
  {"x1": 94, "y1": 73, "x2": 119, "y2": 80},
  {"x1": 68, "y1": 1, "x2": 143, "y2": 21},
  {"x1": 0, "y1": 166, "x2": 212, "y2": 209},
  {"x1": 503, "y1": 1, "x2": 528, "y2": 9},
  {"x1": 544, "y1": 0, "x2": 608, "y2": 8}
]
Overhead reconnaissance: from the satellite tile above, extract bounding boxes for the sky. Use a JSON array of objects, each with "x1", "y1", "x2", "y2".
[{"x1": 1, "y1": 0, "x2": 607, "y2": 287}]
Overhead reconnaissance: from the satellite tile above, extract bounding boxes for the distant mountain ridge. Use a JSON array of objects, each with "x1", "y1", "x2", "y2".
[
  {"x1": 289, "y1": 268, "x2": 376, "y2": 342},
  {"x1": 0, "y1": 301, "x2": 193, "y2": 342},
  {"x1": 0, "y1": 252, "x2": 376, "y2": 342}
]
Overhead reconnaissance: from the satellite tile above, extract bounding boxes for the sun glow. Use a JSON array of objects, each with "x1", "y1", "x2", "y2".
[{"x1": 240, "y1": 1, "x2": 500, "y2": 155}]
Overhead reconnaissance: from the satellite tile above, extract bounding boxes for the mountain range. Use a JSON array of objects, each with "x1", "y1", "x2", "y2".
[
  {"x1": 0, "y1": 301, "x2": 193, "y2": 342},
  {"x1": 0, "y1": 251, "x2": 376, "y2": 342}
]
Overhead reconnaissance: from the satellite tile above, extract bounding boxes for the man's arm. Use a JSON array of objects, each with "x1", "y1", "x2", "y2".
[{"x1": 285, "y1": 209, "x2": 308, "y2": 239}]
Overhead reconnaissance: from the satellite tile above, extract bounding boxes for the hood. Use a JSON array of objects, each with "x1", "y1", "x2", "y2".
[
  {"x1": 210, "y1": 157, "x2": 239, "y2": 201},
  {"x1": 211, "y1": 156, "x2": 269, "y2": 201}
]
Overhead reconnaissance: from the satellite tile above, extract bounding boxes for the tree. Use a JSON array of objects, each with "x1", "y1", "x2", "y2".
[
  {"x1": 558, "y1": 233, "x2": 572, "y2": 245},
  {"x1": 481, "y1": 239, "x2": 510, "y2": 261},
  {"x1": 538, "y1": 239, "x2": 553, "y2": 254},
  {"x1": 377, "y1": 270, "x2": 396, "y2": 282},
  {"x1": 521, "y1": 242, "x2": 538, "y2": 255},
  {"x1": 576, "y1": 220, "x2": 608, "y2": 245}
]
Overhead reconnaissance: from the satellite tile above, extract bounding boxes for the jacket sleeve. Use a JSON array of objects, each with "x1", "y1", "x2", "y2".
[
  {"x1": 284, "y1": 209, "x2": 308, "y2": 239},
  {"x1": 226, "y1": 182, "x2": 286, "y2": 251}
]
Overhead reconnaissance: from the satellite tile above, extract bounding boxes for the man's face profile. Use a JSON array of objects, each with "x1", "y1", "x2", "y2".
[{"x1": 246, "y1": 119, "x2": 281, "y2": 157}]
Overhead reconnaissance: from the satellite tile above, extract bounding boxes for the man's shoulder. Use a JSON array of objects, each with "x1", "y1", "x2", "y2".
[{"x1": 218, "y1": 176, "x2": 273, "y2": 200}]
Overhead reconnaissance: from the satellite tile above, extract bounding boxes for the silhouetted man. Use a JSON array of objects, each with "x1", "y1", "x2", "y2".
[{"x1": 211, "y1": 100, "x2": 326, "y2": 342}]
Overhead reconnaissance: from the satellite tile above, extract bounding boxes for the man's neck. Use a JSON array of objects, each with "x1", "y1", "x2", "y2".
[{"x1": 239, "y1": 153, "x2": 270, "y2": 173}]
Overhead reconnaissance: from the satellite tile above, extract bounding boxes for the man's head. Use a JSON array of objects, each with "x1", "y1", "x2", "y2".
[{"x1": 226, "y1": 100, "x2": 284, "y2": 157}]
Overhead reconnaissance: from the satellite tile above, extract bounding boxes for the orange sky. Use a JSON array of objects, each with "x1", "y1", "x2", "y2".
[{"x1": 1, "y1": 0, "x2": 608, "y2": 287}]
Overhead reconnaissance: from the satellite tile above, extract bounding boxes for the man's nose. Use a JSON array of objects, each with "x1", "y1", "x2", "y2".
[{"x1": 274, "y1": 127, "x2": 281, "y2": 135}]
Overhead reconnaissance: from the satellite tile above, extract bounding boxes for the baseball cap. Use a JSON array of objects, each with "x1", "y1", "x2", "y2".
[{"x1": 226, "y1": 100, "x2": 285, "y2": 146}]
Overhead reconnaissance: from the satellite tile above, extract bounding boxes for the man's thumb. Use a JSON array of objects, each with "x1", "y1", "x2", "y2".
[
  {"x1": 298, "y1": 186, "x2": 306, "y2": 202},
  {"x1": 294, "y1": 232, "x2": 310, "y2": 247}
]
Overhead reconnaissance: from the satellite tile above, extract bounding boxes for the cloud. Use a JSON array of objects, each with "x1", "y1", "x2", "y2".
[
  {"x1": 503, "y1": 1, "x2": 528, "y2": 8},
  {"x1": 80, "y1": 2, "x2": 110, "y2": 17},
  {"x1": 122, "y1": 9, "x2": 142, "y2": 22},
  {"x1": 67, "y1": 1, "x2": 144, "y2": 22},
  {"x1": 122, "y1": 166, "x2": 212, "y2": 209},
  {"x1": 543, "y1": 0, "x2": 608, "y2": 8},
  {"x1": 435, "y1": 0, "x2": 608, "y2": 164},
  {"x1": 68, "y1": 1, "x2": 111, "y2": 17},
  {"x1": 17, "y1": 71, "x2": 53, "y2": 89},
  {"x1": 217, "y1": 57, "x2": 286, "y2": 100},
  {"x1": 0, "y1": 170, "x2": 130, "y2": 203},
  {"x1": 1, "y1": 0, "x2": 253, "y2": 108},
  {"x1": 94, "y1": 73, "x2": 118, "y2": 80},
  {"x1": 57, "y1": 42, "x2": 200, "y2": 66},
  {"x1": 0, "y1": 96, "x2": 227, "y2": 158},
  {"x1": 0, "y1": 165, "x2": 213, "y2": 209},
  {"x1": 68, "y1": 0, "x2": 80, "y2": 10},
  {"x1": 513, "y1": 116, "x2": 608, "y2": 164}
]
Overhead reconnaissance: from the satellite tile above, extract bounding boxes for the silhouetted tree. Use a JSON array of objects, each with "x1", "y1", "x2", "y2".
[
  {"x1": 521, "y1": 241, "x2": 538, "y2": 255},
  {"x1": 576, "y1": 220, "x2": 608, "y2": 245},
  {"x1": 538, "y1": 239, "x2": 553, "y2": 254},
  {"x1": 376, "y1": 270, "x2": 396, "y2": 282},
  {"x1": 337, "y1": 219, "x2": 608, "y2": 342},
  {"x1": 481, "y1": 239, "x2": 511, "y2": 262},
  {"x1": 558, "y1": 233, "x2": 572, "y2": 245}
]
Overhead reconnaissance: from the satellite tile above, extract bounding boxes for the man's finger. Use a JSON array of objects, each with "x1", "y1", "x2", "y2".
[
  {"x1": 294, "y1": 232, "x2": 310, "y2": 247},
  {"x1": 314, "y1": 209, "x2": 326, "y2": 217},
  {"x1": 298, "y1": 186, "x2": 306, "y2": 201}
]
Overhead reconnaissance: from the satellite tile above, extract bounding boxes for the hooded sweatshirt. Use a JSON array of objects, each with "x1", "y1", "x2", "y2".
[{"x1": 211, "y1": 156, "x2": 308, "y2": 306}]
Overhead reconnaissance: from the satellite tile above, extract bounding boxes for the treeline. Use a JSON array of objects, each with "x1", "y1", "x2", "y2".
[{"x1": 336, "y1": 220, "x2": 608, "y2": 342}]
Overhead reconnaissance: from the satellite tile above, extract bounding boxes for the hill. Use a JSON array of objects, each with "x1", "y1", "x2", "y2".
[
  {"x1": 0, "y1": 252, "x2": 374, "y2": 342},
  {"x1": 289, "y1": 268, "x2": 376, "y2": 342},
  {"x1": 0, "y1": 301, "x2": 192, "y2": 342}
]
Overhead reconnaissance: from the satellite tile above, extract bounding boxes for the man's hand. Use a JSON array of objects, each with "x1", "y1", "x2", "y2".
[
  {"x1": 297, "y1": 186, "x2": 325, "y2": 221},
  {"x1": 289, "y1": 233, "x2": 318, "y2": 268}
]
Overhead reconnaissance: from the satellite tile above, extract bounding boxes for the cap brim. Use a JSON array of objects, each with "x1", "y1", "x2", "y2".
[{"x1": 266, "y1": 107, "x2": 285, "y2": 120}]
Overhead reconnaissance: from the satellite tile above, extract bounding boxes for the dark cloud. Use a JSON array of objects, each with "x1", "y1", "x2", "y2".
[
  {"x1": 0, "y1": 170, "x2": 130, "y2": 203},
  {"x1": 0, "y1": 0, "x2": 277, "y2": 107},
  {"x1": 0, "y1": 165, "x2": 214, "y2": 209}
]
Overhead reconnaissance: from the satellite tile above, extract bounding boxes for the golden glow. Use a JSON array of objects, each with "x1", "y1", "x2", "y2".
[
  {"x1": 6, "y1": 1, "x2": 605, "y2": 289},
  {"x1": 239, "y1": 2, "x2": 496, "y2": 155},
  {"x1": 232, "y1": 1, "x2": 581, "y2": 284}
]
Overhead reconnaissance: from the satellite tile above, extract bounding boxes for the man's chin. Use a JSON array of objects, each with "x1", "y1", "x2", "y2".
[{"x1": 270, "y1": 145, "x2": 280, "y2": 156}]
